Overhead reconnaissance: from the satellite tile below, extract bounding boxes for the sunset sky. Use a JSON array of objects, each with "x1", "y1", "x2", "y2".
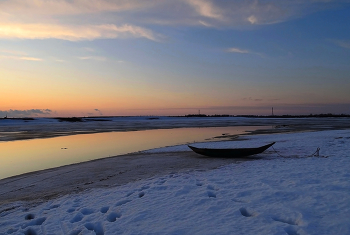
[{"x1": 1, "y1": 0, "x2": 350, "y2": 117}]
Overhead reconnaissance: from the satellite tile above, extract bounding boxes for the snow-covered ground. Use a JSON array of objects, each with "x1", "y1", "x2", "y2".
[{"x1": 1, "y1": 129, "x2": 349, "y2": 235}]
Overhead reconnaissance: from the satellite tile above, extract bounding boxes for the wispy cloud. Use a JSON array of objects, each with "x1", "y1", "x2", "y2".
[
  {"x1": 226, "y1": 47, "x2": 265, "y2": 57},
  {"x1": 333, "y1": 40, "x2": 350, "y2": 49},
  {"x1": 247, "y1": 15, "x2": 258, "y2": 24},
  {"x1": 198, "y1": 20, "x2": 213, "y2": 27},
  {"x1": 0, "y1": 23, "x2": 162, "y2": 41},
  {"x1": 0, "y1": 0, "x2": 148, "y2": 15},
  {"x1": 227, "y1": 47, "x2": 250, "y2": 54},
  {"x1": 0, "y1": 49, "x2": 42, "y2": 61},
  {"x1": 78, "y1": 56, "x2": 107, "y2": 61},
  {"x1": 0, "y1": 54, "x2": 42, "y2": 61},
  {"x1": 185, "y1": 0, "x2": 223, "y2": 20},
  {"x1": 20, "y1": 57, "x2": 43, "y2": 61},
  {"x1": 0, "y1": 0, "x2": 347, "y2": 43}
]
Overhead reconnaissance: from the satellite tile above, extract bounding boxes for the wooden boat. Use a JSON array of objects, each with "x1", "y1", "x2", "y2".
[{"x1": 188, "y1": 142, "x2": 275, "y2": 158}]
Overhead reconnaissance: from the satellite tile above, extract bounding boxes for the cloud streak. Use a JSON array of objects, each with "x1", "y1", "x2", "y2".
[
  {"x1": 185, "y1": 0, "x2": 223, "y2": 20},
  {"x1": 0, "y1": 54, "x2": 43, "y2": 61},
  {"x1": 0, "y1": 23, "x2": 162, "y2": 41},
  {"x1": 333, "y1": 40, "x2": 350, "y2": 49},
  {"x1": 0, "y1": 0, "x2": 148, "y2": 16},
  {"x1": 226, "y1": 47, "x2": 264, "y2": 57},
  {"x1": 1, "y1": 0, "x2": 348, "y2": 42},
  {"x1": 78, "y1": 56, "x2": 107, "y2": 61},
  {"x1": 19, "y1": 57, "x2": 43, "y2": 61},
  {"x1": 227, "y1": 48, "x2": 250, "y2": 54}
]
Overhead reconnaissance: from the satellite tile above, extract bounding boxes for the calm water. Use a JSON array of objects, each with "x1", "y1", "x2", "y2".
[{"x1": 0, "y1": 126, "x2": 266, "y2": 179}]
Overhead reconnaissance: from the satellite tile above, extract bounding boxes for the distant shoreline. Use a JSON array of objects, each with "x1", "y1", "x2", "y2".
[
  {"x1": 2, "y1": 113, "x2": 350, "y2": 120},
  {"x1": 1, "y1": 116, "x2": 350, "y2": 142}
]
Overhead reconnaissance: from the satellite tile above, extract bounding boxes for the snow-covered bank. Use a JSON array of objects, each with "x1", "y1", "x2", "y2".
[{"x1": 1, "y1": 130, "x2": 349, "y2": 234}]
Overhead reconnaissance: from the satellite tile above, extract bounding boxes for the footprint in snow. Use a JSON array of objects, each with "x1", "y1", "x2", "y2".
[
  {"x1": 85, "y1": 222, "x2": 104, "y2": 235},
  {"x1": 100, "y1": 206, "x2": 109, "y2": 214},
  {"x1": 207, "y1": 191, "x2": 216, "y2": 198},
  {"x1": 67, "y1": 208, "x2": 75, "y2": 213},
  {"x1": 25, "y1": 213, "x2": 35, "y2": 220},
  {"x1": 239, "y1": 207, "x2": 258, "y2": 217},
  {"x1": 80, "y1": 208, "x2": 94, "y2": 215},
  {"x1": 107, "y1": 211, "x2": 122, "y2": 222},
  {"x1": 272, "y1": 215, "x2": 302, "y2": 226},
  {"x1": 284, "y1": 226, "x2": 304, "y2": 235},
  {"x1": 70, "y1": 213, "x2": 84, "y2": 223},
  {"x1": 23, "y1": 228, "x2": 37, "y2": 235}
]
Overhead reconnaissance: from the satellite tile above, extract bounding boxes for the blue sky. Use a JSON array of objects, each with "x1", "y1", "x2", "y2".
[{"x1": 1, "y1": 0, "x2": 350, "y2": 117}]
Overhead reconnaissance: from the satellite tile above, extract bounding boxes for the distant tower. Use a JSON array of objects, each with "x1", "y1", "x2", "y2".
[{"x1": 272, "y1": 107, "x2": 274, "y2": 116}]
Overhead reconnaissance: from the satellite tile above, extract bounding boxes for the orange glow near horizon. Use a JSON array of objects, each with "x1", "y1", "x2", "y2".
[{"x1": 2, "y1": 54, "x2": 349, "y2": 117}]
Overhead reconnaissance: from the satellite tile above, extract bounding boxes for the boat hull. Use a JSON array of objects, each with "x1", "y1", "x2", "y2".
[{"x1": 188, "y1": 142, "x2": 275, "y2": 158}]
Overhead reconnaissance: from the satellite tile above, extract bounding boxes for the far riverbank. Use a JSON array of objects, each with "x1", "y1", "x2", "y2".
[{"x1": 1, "y1": 116, "x2": 350, "y2": 141}]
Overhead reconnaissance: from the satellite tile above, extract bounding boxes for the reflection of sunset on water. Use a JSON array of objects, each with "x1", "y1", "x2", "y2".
[{"x1": 0, "y1": 126, "x2": 267, "y2": 179}]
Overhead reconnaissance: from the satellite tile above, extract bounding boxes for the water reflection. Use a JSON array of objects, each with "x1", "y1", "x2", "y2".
[{"x1": 0, "y1": 126, "x2": 265, "y2": 179}]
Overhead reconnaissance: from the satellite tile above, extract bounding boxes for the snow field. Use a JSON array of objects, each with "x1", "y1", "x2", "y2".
[{"x1": 1, "y1": 130, "x2": 350, "y2": 235}]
